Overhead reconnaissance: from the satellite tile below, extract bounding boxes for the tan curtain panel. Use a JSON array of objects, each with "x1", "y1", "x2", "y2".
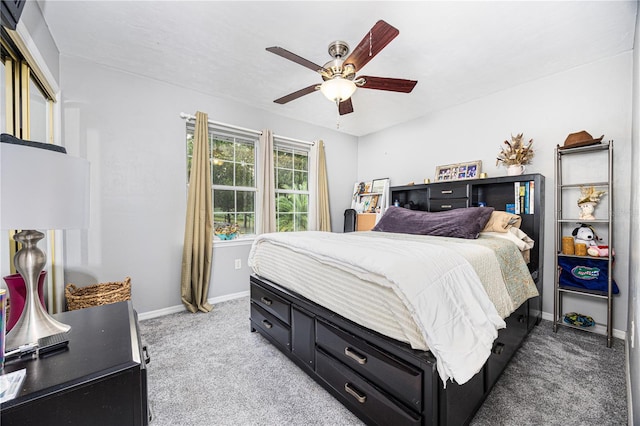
[
  {"x1": 259, "y1": 129, "x2": 276, "y2": 234},
  {"x1": 180, "y1": 111, "x2": 213, "y2": 313},
  {"x1": 316, "y1": 140, "x2": 331, "y2": 232}
]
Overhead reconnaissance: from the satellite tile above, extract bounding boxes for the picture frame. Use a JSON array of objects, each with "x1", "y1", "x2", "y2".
[
  {"x1": 362, "y1": 194, "x2": 380, "y2": 213},
  {"x1": 371, "y1": 178, "x2": 389, "y2": 194},
  {"x1": 435, "y1": 160, "x2": 482, "y2": 181}
]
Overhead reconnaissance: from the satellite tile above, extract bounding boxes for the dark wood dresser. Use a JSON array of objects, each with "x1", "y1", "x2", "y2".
[{"x1": 0, "y1": 301, "x2": 150, "y2": 426}]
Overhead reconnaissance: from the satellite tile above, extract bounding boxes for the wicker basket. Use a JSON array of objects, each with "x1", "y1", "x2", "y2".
[{"x1": 65, "y1": 277, "x2": 131, "y2": 311}]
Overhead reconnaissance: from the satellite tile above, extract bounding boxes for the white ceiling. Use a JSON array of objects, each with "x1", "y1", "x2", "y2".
[{"x1": 38, "y1": 1, "x2": 636, "y2": 137}]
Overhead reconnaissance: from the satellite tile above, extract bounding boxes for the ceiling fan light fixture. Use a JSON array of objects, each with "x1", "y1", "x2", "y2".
[{"x1": 320, "y1": 77, "x2": 356, "y2": 104}]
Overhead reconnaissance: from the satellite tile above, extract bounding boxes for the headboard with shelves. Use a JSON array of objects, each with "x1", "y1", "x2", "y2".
[{"x1": 391, "y1": 173, "x2": 545, "y2": 321}]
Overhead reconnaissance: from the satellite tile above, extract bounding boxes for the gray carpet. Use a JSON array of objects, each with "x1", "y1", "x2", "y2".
[{"x1": 139, "y1": 297, "x2": 627, "y2": 425}]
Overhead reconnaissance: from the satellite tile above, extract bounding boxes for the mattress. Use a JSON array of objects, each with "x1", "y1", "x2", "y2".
[{"x1": 248, "y1": 230, "x2": 538, "y2": 384}]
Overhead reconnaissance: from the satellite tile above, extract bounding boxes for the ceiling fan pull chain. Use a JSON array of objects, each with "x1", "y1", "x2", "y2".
[
  {"x1": 336, "y1": 104, "x2": 341, "y2": 129},
  {"x1": 369, "y1": 31, "x2": 372, "y2": 57}
]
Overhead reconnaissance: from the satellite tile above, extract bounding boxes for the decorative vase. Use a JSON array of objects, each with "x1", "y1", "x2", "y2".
[
  {"x1": 3, "y1": 271, "x2": 47, "y2": 332},
  {"x1": 507, "y1": 164, "x2": 526, "y2": 176},
  {"x1": 216, "y1": 233, "x2": 237, "y2": 240}
]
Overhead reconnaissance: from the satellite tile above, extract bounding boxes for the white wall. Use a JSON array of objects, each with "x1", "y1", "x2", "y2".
[
  {"x1": 59, "y1": 56, "x2": 358, "y2": 314},
  {"x1": 358, "y1": 53, "x2": 633, "y2": 333}
]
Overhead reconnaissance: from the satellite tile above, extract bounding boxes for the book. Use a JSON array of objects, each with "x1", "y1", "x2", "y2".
[
  {"x1": 529, "y1": 180, "x2": 535, "y2": 214},
  {"x1": 514, "y1": 182, "x2": 520, "y2": 214}
]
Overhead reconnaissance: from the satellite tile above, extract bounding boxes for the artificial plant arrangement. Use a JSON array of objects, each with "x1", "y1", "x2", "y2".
[
  {"x1": 215, "y1": 223, "x2": 239, "y2": 240},
  {"x1": 495, "y1": 133, "x2": 534, "y2": 167}
]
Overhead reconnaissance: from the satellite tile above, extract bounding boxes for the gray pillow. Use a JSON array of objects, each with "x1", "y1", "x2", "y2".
[{"x1": 372, "y1": 206, "x2": 495, "y2": 239}]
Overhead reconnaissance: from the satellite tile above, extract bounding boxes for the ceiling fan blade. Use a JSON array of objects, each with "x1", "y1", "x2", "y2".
[
  {"x1": 344, "y1": 20, "x2": 399, "y2": 72},
  {"x1": 266, "y1": 47, "x2": 325, "y2": 72},
  {"x1": 338, "y1": 98, "x2": 354, "y2": 115},
  {"x1": 359, "y1": 76, "x2": 417, "y2": 93},
  {"x1": 274, "y1": 84, "x2": 319, "y2": 104}
]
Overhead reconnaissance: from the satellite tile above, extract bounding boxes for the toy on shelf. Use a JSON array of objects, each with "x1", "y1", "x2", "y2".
[
  {"x1": 571, "y1": 223, "x2": 612, "y2": 257},
  {"x1": 577, "y1": 186, "x2": 606, "y2": 220}
]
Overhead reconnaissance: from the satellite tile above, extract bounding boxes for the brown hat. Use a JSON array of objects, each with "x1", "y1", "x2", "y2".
[{"x1": 560, "y1": 130, "x2": 604, "y2": 149}]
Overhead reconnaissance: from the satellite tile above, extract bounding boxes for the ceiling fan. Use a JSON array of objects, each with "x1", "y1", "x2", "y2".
[{"x1": 266, "y1": 20, "x2": 418, "y2": 116}]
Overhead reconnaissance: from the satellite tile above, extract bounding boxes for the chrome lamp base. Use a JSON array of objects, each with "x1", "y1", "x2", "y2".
[{"x1": 5, "y1": 230, "x2": 70, "y2": 349}]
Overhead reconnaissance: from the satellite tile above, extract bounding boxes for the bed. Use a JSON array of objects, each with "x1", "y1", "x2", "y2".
[{"x1": 249, "y1": 175, "x2": 544, "y2": 425}]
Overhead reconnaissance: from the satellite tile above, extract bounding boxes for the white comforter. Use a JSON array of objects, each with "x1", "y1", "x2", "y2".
[{"x1": 249, "y1": 231, "x2": 506, "y2": 386}]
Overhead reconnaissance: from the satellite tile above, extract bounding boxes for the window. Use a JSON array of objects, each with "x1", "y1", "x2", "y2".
[
  {"x1": 186, "y1": 123, "x2": 313, "y2": 238},
  {"x1": 274, "y1": 144, "x2": 309, "y2": 232},
  {"x1": 1, "y1": 30, "x2": 55, "y2": 141},
  {"x1": 186, "y1": 125, "x2": 257, "y2": 237}
]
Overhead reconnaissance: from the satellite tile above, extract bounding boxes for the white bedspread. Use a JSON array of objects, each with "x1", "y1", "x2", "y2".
[{"x1": 249, "y1": 231, "x2": 506, "y2": 386}]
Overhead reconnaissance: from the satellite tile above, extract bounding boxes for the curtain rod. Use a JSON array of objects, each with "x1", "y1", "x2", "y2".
[
  {"x1": 180, "y1": 112, "x2": 261, "y2": 136},
  {"x1": 180, "y1": 112, "x2": 314, "y2": 146}
]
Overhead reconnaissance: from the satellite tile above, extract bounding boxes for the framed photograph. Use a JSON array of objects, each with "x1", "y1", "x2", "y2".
[
  {"x1": 435, "y1": 163, "x2": 457, "y2": 181},
  {"x1": 435, "y1": 161, "x2": 482, "y2": 181},
  {"x1": 371, "y1": 178, "x2": 389, "y2": 194},
  {"x1": 456, "y1": 160, "x2": 482, "y2": 180}
]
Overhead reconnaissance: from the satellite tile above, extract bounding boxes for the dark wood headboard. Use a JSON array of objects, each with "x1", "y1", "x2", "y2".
[{"x1": 390, "y1": 173, "x2": 545, "y2": 316}]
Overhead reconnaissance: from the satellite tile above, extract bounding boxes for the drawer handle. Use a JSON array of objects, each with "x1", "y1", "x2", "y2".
[
  {"x1": 441, "y1": 204, "x2": 452, "y2": 209},
  {"x1": 344, "y1": 383, "x2": 367, "y2": 404},
  {"x1": 262, "y1": 320, "x2": 273, "y2": 329},
  {"x1": 344, "y1": 347, "x2": 367, "y2": 365},
  {"x1": 260, "y1": 296, "x2": 273, "y2": 306},
  {"x1": 441, "y1": 190, "x2": 453, "y2": 194}
]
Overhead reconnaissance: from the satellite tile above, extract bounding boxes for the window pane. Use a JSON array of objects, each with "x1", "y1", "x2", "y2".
[
  {"x1": 236, "y1": 163, "x2": 255, "y2": 187},
  {"x1": 236, "y1": 190, "x2": 255, "y2": 212},
  {"x1": 294, "y1": 171, "x2": 308, "y2": 191},
  {"x1": 277, "y1": 213, "x2": 294, "y2": 232},
  {"x1": 236, "y1": 213, "x2": 255, "y2": 234},
  {"x1": 236, "y1": 142, "x2": 254, "y2": 163},
  {"x1": 29, "y1": 78, "x2": 48, "y2": 143},
  {"x1": 214, "y1": 189, "x2": 235, "y2": 212},
  {"x1": 214, "y1": 213, "x2": 234, "y2": 225},
  {"x1": 277, "y1": 150, "x2": 293, "y2": 169},
  {"x1": 294, "y1": 152, "x2": 308, "y2": 171},
  {"x1": 276, "y1": 194, "x2": 293, "y2": 213},
  {"x1": 213, "y1": 138, "x2": 234, "y2": 161},
  {"x1": 295, "y1": 213, "x2": 308, "y2": 231},
  {"x1": 294, "y1": 193, "x2": 308, "y2": 212},
  {"x1": 186, "y1": 131, "x2": 194, "y2": 180},
  {"x1": 0, "y1": 62, "x2": 5, "y2": 131},
  {"x1": 213, "y1": 161, "x2": 234, "y2": 186},
  {"x1": 277, "y1": 169, "x2": 293, "y2": 190}
]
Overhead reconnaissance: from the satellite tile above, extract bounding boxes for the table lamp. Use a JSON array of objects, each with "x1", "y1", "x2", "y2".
[{"x1": 1, "y1": 134, "x2": 90, "y2": 349}]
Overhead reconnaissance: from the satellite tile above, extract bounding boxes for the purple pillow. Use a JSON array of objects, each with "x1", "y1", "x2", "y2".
[{"x1": 372, "y1": 206, "x2": 495, "y2": 239}]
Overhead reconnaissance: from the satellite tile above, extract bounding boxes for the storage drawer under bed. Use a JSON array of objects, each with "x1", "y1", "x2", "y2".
[
  {"x1": 316, "y1": 348, "x2": 421, "y2": 426},
  {"x1": 250, "y1": 282, "x2": 291, "y2": 325},
  {"x1": 316, "y1": 319, "x2": 423, "y2": 413},
  {"x1": 251, "y1": 303, "x2": 291, "y2": 351}
]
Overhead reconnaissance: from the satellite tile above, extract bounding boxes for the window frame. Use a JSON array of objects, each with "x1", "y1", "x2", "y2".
[
  {"x1": 274, "y1": 141, "x2": 311, "y2": 233},
  {"x1": 186, "y1": 123, "x2": 259, "y2": 241}
]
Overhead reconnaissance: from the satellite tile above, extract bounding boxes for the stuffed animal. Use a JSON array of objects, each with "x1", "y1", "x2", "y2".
[
  {"x1": 572, "y1": 224, "x2": 599, "y2": 247},
  {"x1": 572, "y1": 224, "x2": 611, "y2": 257}
]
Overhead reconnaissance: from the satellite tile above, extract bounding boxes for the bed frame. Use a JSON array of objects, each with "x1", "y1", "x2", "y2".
[{"x1": 250, "y1": 174, "x2": 545, "y2": 425}]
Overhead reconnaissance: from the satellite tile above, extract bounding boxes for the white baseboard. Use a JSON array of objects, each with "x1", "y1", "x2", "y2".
[
  {"x1": 541, "y1": 311, "x2": 626, "y2": 340},
  {"x1": 137, "y1": 290, "x2": 249, "y2": 321}
]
